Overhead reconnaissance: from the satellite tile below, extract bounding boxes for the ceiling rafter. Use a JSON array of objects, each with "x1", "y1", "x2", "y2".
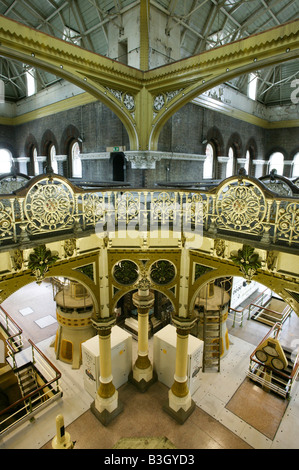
[{"x1": 0, "y1": 0, "x2": 297, "y2": 107}]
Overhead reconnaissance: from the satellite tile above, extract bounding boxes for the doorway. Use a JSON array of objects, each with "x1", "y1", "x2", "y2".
[{"x1": 112, "y1": 152, "x2": 126, "y2": 182}]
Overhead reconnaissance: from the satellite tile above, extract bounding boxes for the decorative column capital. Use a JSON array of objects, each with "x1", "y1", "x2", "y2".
[
  {"x1": 124, "y1": 151, "x2": 163, "y2": 169},
  {"x1": 91, "y1": 316, "x2": 116, "y2": 335},
  {"x1": 132, "y1": 272, "x2": 155, "y2": 310},
  {"x1": 171, "y1": 315, "x2": 197, "y2": 335}
]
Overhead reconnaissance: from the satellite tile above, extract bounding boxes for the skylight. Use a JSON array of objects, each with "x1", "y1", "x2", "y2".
[
  {"x1": 62, "y1": 27, "x2": 81, "y2": 46},
  {"x1": 248, "y1": 73, "x2": 258, "y2": 101},
  {"x1": 25, "y1": 67, "x2": 36, "y2": 97}
]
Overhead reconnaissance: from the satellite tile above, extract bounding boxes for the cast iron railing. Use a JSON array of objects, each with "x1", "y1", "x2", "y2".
[{"x1": 0, "y1": 173, "x2": 298, "y2": 248}]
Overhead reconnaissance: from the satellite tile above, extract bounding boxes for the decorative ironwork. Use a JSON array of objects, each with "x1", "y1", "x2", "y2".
[
  {"x1": 116, "y1": 192, "x2": 139, "y2": 223},
  {"x1": 151, "y1": 191, "x2": 176, "y2": 224},
  {"x1": 0, "y1": 174, "x2": 30, "y2": 194},
  {"x1": 275, "y1": 202, "x2": 299, "y2": 244},
  {"x1": 214, "y1": 239, "x2": 226, "y2": 258},
  {"x1": 11, "y1": 248, "x2": 23, "y2": 271},
  {"x1": 0, "y1": 201, "x2": 14, "y2": 239},
  {"x1": 123, "y1": 93, "x2": 135, "y2": 110},
  {"x1": 230, "y1": 244, "x2": 261, "y2": 282},
  {"x1": 63, "y1": 239, "x2": 77, "y2": 257},
  {"x1": 28, "y1": 244, "x2": 59, "y2": 284},
  {"x1": 113, "y1": 260, "x2": 139, "y2": 285},
  {"x1": 216, "y1": 178, "x2": 267, "y2": 235},
  {"x1": 0, "y1": 175, "x2": 297, "y2": 249},
  {"x1": 76, "y1": 264, "x2": 94, "y2": 281},
  {"x1": 185, "y1": 192, "x2": 205, "y2": 227},
  {"x1": 150, "y1": 260, "x2": 175, "y2": 285},
  {"x1": 194, "y1": 263, "x2": 213, "y2": 281},
  {"x1": 263, "y1": 181, "x2": 292, "y2": 197},
  {"x1": 153, "y1": 94, "x2": 165, "y2": 111},
  {"x1": 24, "y1": 177, "x2": 75, "y2": 234},
  {"x1": 83, "y1": 193, "x2": 106, "y2": 225}
]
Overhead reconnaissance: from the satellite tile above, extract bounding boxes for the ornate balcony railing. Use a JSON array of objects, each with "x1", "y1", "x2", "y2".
[{"x1": 0, "y1": 173, "x2": 298, "y2": 249}]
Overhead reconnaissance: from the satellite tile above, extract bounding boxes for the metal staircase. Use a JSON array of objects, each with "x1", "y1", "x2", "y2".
[
  {"x1": 16, "y1": 364, "x2": 42, "y2": 412},
  {"x1": 202, "y1": 308, "x2": 221, "y2": 372}
]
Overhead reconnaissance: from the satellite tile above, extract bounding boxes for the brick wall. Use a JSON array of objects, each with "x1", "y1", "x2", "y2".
[{"x1": 0, "y1": 100, "x2": 298, "y2": 186}]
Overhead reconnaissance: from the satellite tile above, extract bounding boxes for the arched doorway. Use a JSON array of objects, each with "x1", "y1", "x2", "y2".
[
  {"x1": 112, "y1": 152, "x2": 126, "y2": 182},
  {"x1": 113, "y1": 288, "x2": 173, "y2": 338}
]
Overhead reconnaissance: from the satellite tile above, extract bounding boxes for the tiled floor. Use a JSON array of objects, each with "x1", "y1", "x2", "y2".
[{"x1": 0, "y1": 280, "x2": 299, "y2": 449}]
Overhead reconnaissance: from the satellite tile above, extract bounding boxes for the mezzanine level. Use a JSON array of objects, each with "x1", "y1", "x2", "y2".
[{"x1": 0, "y1": 172, "x2": 298, "y2": 253}]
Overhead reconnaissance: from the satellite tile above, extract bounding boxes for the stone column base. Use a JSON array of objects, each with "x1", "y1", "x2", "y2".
[
  {"x1": 90, "y1": 391, "x2": 123, "y2": 426},
  {"x1": 128, "y1": 365, "x2": 157, "y2": 393},
  {"x1": 163, "y1": 389, "x2": 196, "y2": 424}
]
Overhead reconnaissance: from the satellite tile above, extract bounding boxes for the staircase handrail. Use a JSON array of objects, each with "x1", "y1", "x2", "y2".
[
  {"x1": 228, "y1": 286, "x2": 271, "y2": 326},
  {"x1": 248, "y1": 302, "x2": 292, "y2": 324},
  {"x1": 249, "y1": 323, "x2": 296, "y2": 381},
  {"x1": 0, "y1": 306, "x2": 23, "y2": 359},
  {"x1": 0, "y1": 339, "x2": 61, "y2": 418}
]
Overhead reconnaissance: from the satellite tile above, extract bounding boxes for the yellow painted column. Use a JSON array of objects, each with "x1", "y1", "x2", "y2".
[
  {"x1": 91, "y1": 316, "x2": 123, "y2": 425},
  {"x1": 97, "y1": 327, "x2": 115, "y2": 400},
  {"x1": 135, "y1": 306, "x2": 152, "y2": 370},
  {"x1": 129, "y1": 275, "x2": 157, "y2": 391},
  {"x1": 171, "y1": 329, "x2": 189, "y2": 398},
  {"x1": 164, "y1": 316, "x2": 196, "y2": 424}
]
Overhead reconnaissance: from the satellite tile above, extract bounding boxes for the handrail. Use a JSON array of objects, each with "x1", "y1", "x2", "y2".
[
  {"x1": 0, "y1": 339, "x2": 61, "y2": 418},
  {"x1": 228, "y1": 287, "x2": 271, "y2": 327},
  {"x1": 27, "y1": 339, "x2": 61, "y2": 378},
  {"x1": 249, "y1": 323, "x2": 297, "y2": 381},
  {"x1": 0, "y1": 173, "x2": 298, "y2": 249},
  {"x1": 249, "y1": 302, "x2": 292, "y2": 325},
  {"x1": 0, "y1": 306, "x2": 23, "y2": 359},
  {"x1": 0, "y1": 305, "x2": 23, "y2": 338}
]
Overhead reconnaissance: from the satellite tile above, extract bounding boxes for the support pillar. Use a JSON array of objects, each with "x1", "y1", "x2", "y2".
[
  {"x1": 163, "y1": 316, "x2": 196, "y2": 424},
  {"x1": 129, "y1": 275, "x2": 157, "y2": 392},
  {"x1": 90, "y1": 316, "x2": 123, "y2": 426}
]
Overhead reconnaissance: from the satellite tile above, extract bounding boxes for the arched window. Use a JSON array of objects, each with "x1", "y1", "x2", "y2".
[
  {"x1": 203, "y1": 143, "x2": 214, "y2": 179},
  {"x1": 0, "y1": 148, "x2": 12, "y2": 174},
  {"x1": 32, "y1": 146, "x2": 39, "y2": 176},
  {"x1": 49, "y1": 144, "x2": 58, "y2": 173},
  {"x1": 269, "y1": 152, "x2": 284, "y2": 175},
  {"x1": 226, "y1": 147, "x2": 234, "y2": 178},
  {"x1": 244, "y1": 150, "x2": 250, "y2": 175},
  {"x1": 292, "y1": 153, "x2": 299, "y2": 177},
  {"x1": 71, "y1": 141, "x2": 82, "y2": 178}
]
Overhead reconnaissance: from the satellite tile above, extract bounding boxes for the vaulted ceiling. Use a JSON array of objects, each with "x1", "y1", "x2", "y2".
[{"x1": 0, "y1": 0, "x2": 299, "y2": 106}]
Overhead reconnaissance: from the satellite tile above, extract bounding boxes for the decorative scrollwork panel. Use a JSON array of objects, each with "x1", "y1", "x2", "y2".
[
  {"x1": 115, "y1": 192, "x2": 140, "y2": 223},
  {"x1": 0, "y1": 200, "x2": 14, "y2": 240},
  {"x1": 215, "y1": 179, "x2": 267, "y2": 235},
  {"x1": 184, "y1": 192, "x2": 207, "y2": 228},
  {"x1": 24, "y1": 177, "x2": 75, "y2": 234},
  {"x1": 275, "y1": 202, "x2": 299, "y2": 244},
  {"x1": 83, "y1": 192, "x2": 106, "y2": 226},
  {"x1": 150, "y1": 191, "x2": 177, "y2": 225}
]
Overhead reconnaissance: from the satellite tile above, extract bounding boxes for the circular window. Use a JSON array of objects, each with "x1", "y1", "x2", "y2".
[
  {"x1": 150, "y1": 260, "x2": 175, "y2": 285},
  {"x1": 113, "y1": 260, "x2": 139, "y2": 285}
]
